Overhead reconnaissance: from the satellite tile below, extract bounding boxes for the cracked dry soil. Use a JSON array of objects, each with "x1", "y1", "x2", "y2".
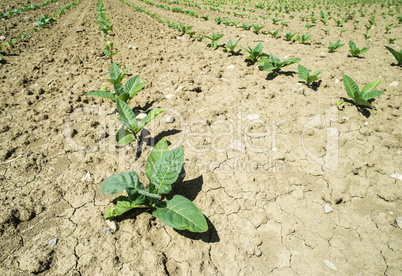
[{"x1": 0, "y1": 0, "x2": 401, "y2": 275}]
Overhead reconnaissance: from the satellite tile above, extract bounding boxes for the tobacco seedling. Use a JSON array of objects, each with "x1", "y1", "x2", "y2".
[
  {"x1": 384, "y1": 46, "x2": 402, "y2": 66},
  {"x1": 87, "y1": 62, "x2": 146, "y2": 104},
  {"x1": 115, "y1": 98, "x2": 165, "y2": 145},
  {"x1": 328, "y1": 40, "x2": 344, "y2": 52},
  {"x1": 241, "y1": 42, "x2": 269, "y2": 63},
  {"x1": 101, "y1": 138, "x2": 208, "y2": 232},
  {"x1": 338, "y1": 28, "x2": 348, "y2": 36},
  {"x1": 296, "y1": 32, "x2": 311, "y2": 44},
  {"x1": 238, "y1": 23, "x2": 251, "y2": 30},
  {"x1": 387, "y1": 38, "x2": 398, "y2": 44},
  {"x1": 203, "y1": 32, "x2": 225, "y2": 50},
  {"x1": 34, "y1": 14, "x2": 56, "y2": 29},
  {"x1": 252, "y1": 24, "x2": 265, "y2": 34},
  {"x1": 348, "y1": 40, "x2": 370, "y2": 57},
  {"x1": 385, "y1": 23, "x2": 393, "y2": 33},
  {"x1": 103, "y1": 40, "x2": 119, "y2": 62},
  {"x1": 272, "y1": 16, "x2": 279, "y2": 24},
  {"x1": 223, "y1": 38, "x2": 241, "y2": 54},
  {"x1": 321, "y1": 29, "x2": 330, "y2": 35},
  {"x1": 298, "y1": 64, "x2": 323, "y2": 86},
  {"x1": 284, "y1": 32, "x2": 297, "y2": 41},
  {"x1": 305, "y1": 23, "x2": 315, "y2": 29},
  {"x1": 268, "y1": 29, "x2": 281, "y2": 38},
  {"x1": 177, "y1": 23, "x2": 195, "y2": 36},
  {"x1": 363, "y1": 33, "x2": 371, "y2": 40},
  {"x1": 337, "y1": 74, "x2": 384, "y2": 109},
  {"x1": 258, "y1": 54, "x2": 301, "y2": 76}
]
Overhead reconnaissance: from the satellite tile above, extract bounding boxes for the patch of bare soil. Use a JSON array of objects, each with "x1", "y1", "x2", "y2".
[{"x1": 0, "y1": 0, "x2": 401, "y2": 274}]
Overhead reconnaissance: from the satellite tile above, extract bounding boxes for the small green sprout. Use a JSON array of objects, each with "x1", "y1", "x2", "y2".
[
  {"x1": 223, "y1": 38, "x2": 242, "y2": 54},
  {"x1": 348, "y1": 41, "x2": 370, "y2": 57},
  {"x1": 384, "y1": 46, "x2": 402, "y2": 66},
  {"x1": 296, "y1": 32, "x2": 311, "y2": 44},
  {"x1": 252, "y1": 24, "x2": 265, "y2": 34},
  {"x1": 327, "y1": 40, "x2": 344, "y2": 52},
  {"x1": 103, "y1": 40, "x2": 119, "y2": 62},
  {"x1": 298, "y1": 64, "x2": 323, "y2": 86},
  {"x1": 258, "y1": 53, "x2": 301, "y2": 76},
  {"x1": 203, "y1": 32, "x2": 225, "y2": 50},
  {"x1": 268, "y1": 29, "x2": 281, "y2": 38},
  {"x1": 241, "y1": 42, "x2": 269, "y2": 63},
  {"x1": 284, "y1": 32, "x2": 297, "y2": 41}
]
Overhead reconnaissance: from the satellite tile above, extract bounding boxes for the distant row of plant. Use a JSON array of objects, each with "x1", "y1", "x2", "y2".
[
  {"x1": 0, "y1": 0, "x2": 80, "y2": 59},
  {"x1": 0, "y1": 0, "x2": 64, "y2": 19}
]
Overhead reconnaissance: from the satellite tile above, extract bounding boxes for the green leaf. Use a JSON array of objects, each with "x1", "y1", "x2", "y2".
[
  {"x1": 298, "y1": 64, "x2": 309, "y2": 81},
  {"x1": 149, "y1": 147, "x2": 184, "y2": 195},
  {"x1": 307, "y1": 75, "x2": 318, "y2": 84},
  {"x1": 362, "y1": 90, "x2": 384, "y2": 101},
  {"x1": 153, "y1": 195, "x2": 208, "y2": 232},
  {"x1": 361, "y1": 79, "x2": 381, "y2": 94},
  {"x1": 145, "y1": 138, "x2": 169, "y2": 182},
  {"x1": 349, "y1": 40, "x2": 357, "y2": 51},
  {"x1": 115, "y1": 128, "x2": 134, "y2": 145},
  {"x1": 359, "y1": 46, "x2": 370, "y2": 54},
  {"x1": 354, "y1": 97, "x2": 372, "y2": 107},
  {"x1": 138, "y1": 108, "x2": 166, "y2": 129},
  {"x1": 110, "y1": 62, "x2": 120, "y2": 81},
  {"x1": 105, "y1": 196, "x2": 148, "y2": 220},
  {"x1": 116, "y1": 98, "x2": 138, "y2": 129},
  {"x1": 312, "y1": 70, "x2": 323, "y2": 77},
  {"x1": 385, "y1": 46, "x2": 402, "y2": 65},
  {"x1": 86, "y1": 91, "x2": 116, "y2": 100},
  {"x1": 343, "y1": 75, "x2": 359, "y2": 100},
  {"x1": 101, "y1": 171, "x2": 143, "y2": 195},
  {"x1": 124, "y1": 75, "x2": 147, "y2": 100}
]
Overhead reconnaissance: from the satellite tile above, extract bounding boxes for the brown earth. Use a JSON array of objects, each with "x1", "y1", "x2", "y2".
[{"x1": 0, "y1": 0, "x2": 401, "y2": 275}]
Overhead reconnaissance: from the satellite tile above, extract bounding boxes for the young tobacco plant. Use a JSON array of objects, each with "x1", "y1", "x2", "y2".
[
  {"x1": 115, "y1": 98, "x2": 165, "y2": 145},
  {"x1": 223, "y1": 38, "x2": 241, "y2": 54},
  {"x1": 284, "y1": 32, "x2": 297, "y2": 41},
  {"x1": 384, "y1": 46, "x2": 402, "y2": 66},
  {"x1": 258, "y1": 54, "x2": 301, "y2": 76},
  {"x1": 103, "y1": 40, "x2": 119, "y2": 62},
  {"x1": 298, "y1": 64, "x2": 323, "y2": 86},
  {"x1": 252, "y1": 24, "x2": 265, "y2": 34},
  {"x1": 327, "y1": 40, "x2": 344, "y2": 52},
  {"x1": 348, "y1": 41, "x2": 370, "y2": 57},
  {"x1": 87, "y1": 62, "x2": 146, "y2": 104},
  {"x1": 101, "y1": 138, "x2": 208, "y2": 232},
  {"x1": 203, "y1": 32, "x2": 225, "y2": 50},
  {"x1": 337, "y1": 75, "x2": 384, "y2": 109},
  {"x1": 268, "y1": 29, "x2": 281, "y2": 38},
  {"x1": 241, "y1": 42, "x2": 269, "y2": 63},
  {"x1": 296, "y1": 32, "x2": 311, "y2": 44}
]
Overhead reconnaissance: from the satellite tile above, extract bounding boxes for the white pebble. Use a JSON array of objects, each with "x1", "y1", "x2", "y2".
[
  {"x1": 165, "y1": 94, "x2": 175, "y2": 99},
  {"x1": 324, "y1": 204, "x2": 333, "y2": 213},
  {"x1": 390, "y1": 173, "x2": 402, "y2": 180},
  {"x1": 364, "y1": 122, "x2": 369, "y2": 126},
  {"x1": 335, "y1": 79, "x2": 340, "y2": 84},
  {"x1": 164, "y1": 115, "x2": 175, "y2": 123},
  {"x1": 81, "y1": 171, "x2": 91, "y2": 181},
  {"x1": 227, "y1": 65, "x2": 235, "y2": 69},
  {"x1": 255, "y1": 248, "x2": 262, "y2": 257},
  {"x1": 396, "y1": 217, "x2": 402, "y2": 228},
  {"x1": 136, "y1": 113, "x2": 147, "y2": 120},
  {"x1": 0, "y1": 36, "x2": 5, "y2": 41},
  {"x1": 220, "y1": 78, "x2": 230, "y2": 83},
  {"x1": 389, "y1": 81, "x2": 398, "y2": 87},
  {"x1": 49, "y1": 238, "x2": 58, "y2": 246},
  {"x1": 106, "y1": 220, "x2": 118, "y2": 232},
  {"x1": 323, "y1": 259, "x2": 338, "y2": 270}
]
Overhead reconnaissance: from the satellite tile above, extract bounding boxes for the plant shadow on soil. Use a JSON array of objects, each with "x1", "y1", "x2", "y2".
[
  {"x1": 265, "y1": 70, "x2": 296, "y2": 80},
  {"x1": 340, "y1": 97, "x2": 372, "y2": 118}
]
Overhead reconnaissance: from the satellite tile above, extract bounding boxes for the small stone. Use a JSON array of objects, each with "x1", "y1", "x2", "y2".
[
  {"x1": 335, "y1": 79, "x2": 340, "y2": 84},
  {"x1": 106, "y1": 220, "x2": 117, "y2": 232},
  {"x1": 255, "y1": 248, "x2": 262, "y2": 257},
  {"x1": 49, "y1": 238, "x2": 58, "y2": 246},
  {"x1": 136, "y1": 113, "x2": 147, "y2": 120},
  {"x1": 227, "y1": 65, "x2": 235, "y2": 69},
  {"x1": 390, "y1": 173, "x2": 402, "y2": 180},
  {"x1": 323, "y1": 259, "x2": 338, "y2": 271},
  {"x1": 317, "y1": 220, "x2": 321, "y2": 224},
  {"x1": 231, "y1": 140, "x2": 245, "y2": 152},
  {"x1": 81, "y1": 171, "x2": 91, "y2": 181},
  {"x1": 164, "y1": 115, "x2": 175, "y2": 123},
  {"x1": 0, "y1": 36, "x2": 6, "y2": 41},
  {"x1": 103, "y1": 227, "x2": 111, "y2": 234},
  {"x1": 271, "y1": 147, "x2": 278, "y2": 152},
  {"x1": 389, "y1": 81, "x2": 398, "y2": 87},
  {"x1": 364, "y1": 122, "x2": 369, "y2": 126},
  {"x1": 165, "y1": 94, "x2": 175, "y2": 99},
  {"x1": 320, "y1": 52, "x2": 326, "y2": 57},
  {"x1": 176, "y1": 86, "x2": 184, "y2": 92},
  {"x1": 246, "y1": 114, "x2": 259, "y2": 120},
  {"x1": 324, "y1": 204, "x2": 333, "y2": 213},
  {"x1": 396, "y1": 217, "x2": 402, "y2": 228},
  {"x1": 220, "y1": 78, "x2": 230, "y2": 83}
]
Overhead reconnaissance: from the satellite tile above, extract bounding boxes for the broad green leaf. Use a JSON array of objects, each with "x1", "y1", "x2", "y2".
[
  {"x1": 117, "y1": 117, "x2": 134, "y2": 131},
  {"x1": 115, "y1": 128, "x2": 134, "y2": 145},
  {"x1": 86, "y1": 91, "x2": 115, "y2": 100},
  {"x1": 282, "y1": 58, "x2": 301, "y2": 66},
  {"x1": 137, "y1": 189, "x2": 160, "y2": 199},
  {"x1": 116, "y1": 98, "x2": 138, "y2": 129},
  {"x1": 343, "y1": 75, "x2": 359, "y2": 100},
  {"x1": 113, "y1": 83, "x2": 123, "y2": 96},
  {"x1": 298, "y1": 64, "x2": 310, "y2": 81},
  {"x1": 354, "y1": 97, "x2": 372, "y2": 107},
  {"x1": 257, "y1": 58, "x2": 269, "y2": 66},
  {"x1": 138, "y1": 108, "x2": 166, "y2": 129},
  {"x1": 312, "y1": 70, "x2": 323, "y2": 77},
  {"x1": 105, "y1": 196, "x2": 148, "y2": 220},
  {"x1": 127, "y1": 83, "x2": 147, "y2": 100},
  {"x1": 269, "y1": 53, "x2": 280, "y2": 65},
  {"x1": 385, "y1": 46, "x2": 402, "y2": 65},
  {"x1": 254, "y1": 42, "x2": 263, "y2": 54},
  {"x1": 110, "y1": 62, "x2": 120, "y2": 81},
  {"x1": 362, "y1": 90, "x2": 384, "y2": 101},
  {"x1": 349, "y1": 40, "x2": 357, "y2": 51},
  {"x1": 145, "y1": 138, "x2": 169, "y2": 181},
  {"x1": 149, "y1": 147, "x2": 184, "y2": 195},
  {"x1": 118, "y1": 92, "x2": 130, "y2": 103},
  {"x1": 361, "y1": 79, "x2": 381, "y2": 94},
  {"x1": 101, "y1": 171, "x2": 143, "y2": 195},
  {"x1": 153, "y1": 195, "x2": 208, "y2": 232},
  {"x1": 359, "y1": 46, "x2": 370, "y2": 54},
  {"x1": 307, "y1": 75, "x2": 318, "y2": 84}
]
